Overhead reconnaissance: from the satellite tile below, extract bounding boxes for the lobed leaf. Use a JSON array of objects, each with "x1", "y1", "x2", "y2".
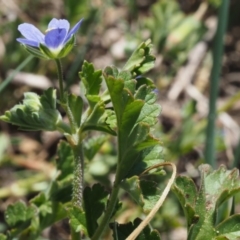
[
  {"x1": 121, "y1": 175, "x2": 162, "y2": 213},
  {"x1": 126, "y1": 145, "x2": 164, "y2": 177},
  {"x1": 82, "y1": 101, "x2": 116, "y2": 135},
  {"x1": 79, "y1": 60, "x2": 102, "y2": 109},
  {"x1": 30, "y1": 193, "x2": 67, "y2": 231},
  {"x1": 104, "y1": 65, "x2": 162, "y2": 181},
  {"x1": 67, "y1": 93, "x2": 83, "y2": 129},
  {"x1": 172, "y1": 176, "x2": 197, "y2": 228},
  {"x1": 55, "y1": 141, "x2": 74, "y2": 182},
  {"x1": 123, "y1": 39, "x2": 156, "y2": 75},
  {"x1": 83, "y1": 134, "x2": 108, "y2": 161},
  {"x1": 69, "y1": 206, "x2": 88, "y2": 235},
  {"x1": 103, "y1": 73, "x2": 127, "y2": 123},
  {"x1": 0, "y1": 88, "x2": 64, "y2": 132},
  {"x1": 44, "y1": 142, "x2": 74, "y2": 204},
  {"x1": 174, "y1": 164, "x2": 240, "y2": 240},
  {"x1": 5, "y1": 201, "x2": 36, "y2": 228},
  {"x1": 4, "y1": 201, "x2": 37, "y2": 238},
  {"x1": 215, "y1": 214, "x2": 240, "y2": 239},
  {"x1": 83, "y1": 183, "x2": 109, "y2": 237},
  {"x1": 135, "y1": 86, "x2": 161, "y2": 127},
  {"x1": 111, "y1": 218, "x2": 161, "y2": 240}
]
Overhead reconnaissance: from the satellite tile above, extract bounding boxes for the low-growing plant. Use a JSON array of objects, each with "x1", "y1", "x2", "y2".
[{"x1": 0, "y1": 16, "x2": 240, "y2": 240}]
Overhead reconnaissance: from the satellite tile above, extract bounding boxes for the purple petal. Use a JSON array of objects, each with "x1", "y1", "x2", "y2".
[
  {"x1": 16, "y1": 38, "x2": 39, "y2": 47},
  {"x1": 47, "y1": 18, "x2": 70, "y2": 32},
  {"x1": 18, "y1": 23, "x2": 44, "y2": 43},
  {"x1": 44, "y1": 28, "x2": 67, "y2": 49},
  {"x1": 65, "y1": 18, "x2": 84, "y2": 43}
]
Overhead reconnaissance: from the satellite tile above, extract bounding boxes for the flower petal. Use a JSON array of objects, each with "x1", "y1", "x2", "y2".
[
  {"x1": 65, "y1": 18, "x2": 83, "y2": 43},
  {"x1": 47, "y1": 18, "x2": 70, "y2": 32},
  {"x1": 16, "y1": 38, "x2": 39, "y2": 47},
  {"x1": 18, "y1": 23, "x2": 44, "y2": 43},
  {"x1": 44, "y1": 28, "x2": 67, "y2": 49}
]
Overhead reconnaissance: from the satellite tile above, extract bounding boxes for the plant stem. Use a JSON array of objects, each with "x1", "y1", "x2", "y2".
[
  {"x1": 71, "y1": 225, "x2": 81, "y2": 240},
  {"x1": 204, "y1": 0, "x2": 229, "y2": 167},
  {"x1": 72, "y1": 143, "x2": 84, "y2": 208},
  {"x1": 54, "y1": 58, "x2": 84, "y2": 236},
  {"x1": 92, "y1": 130, "x2": 123, "y2": 240},
  {"x1": 55, "y1": 59, "x2": 65, "y2": 103},
  {"x1": 91, "y1": 183, "x2": 120, "y2": 240}
]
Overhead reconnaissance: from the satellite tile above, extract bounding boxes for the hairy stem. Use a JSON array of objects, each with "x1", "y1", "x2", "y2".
[{"x1": 72, "y1": 144, "x2": 84, "y2": 208}]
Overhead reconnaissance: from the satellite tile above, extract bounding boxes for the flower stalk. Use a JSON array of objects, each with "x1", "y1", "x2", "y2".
[
  {"x1": 55, "y1": 59, "x2": 65, "y2": 103},
  {"x1": 55, "y1": 56, "x2": 84, "y2": 210}
]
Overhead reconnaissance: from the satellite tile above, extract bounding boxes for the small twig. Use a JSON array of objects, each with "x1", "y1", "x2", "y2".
[{"x1": 126, "y1": 162, "x2": 177, "y2": 240}]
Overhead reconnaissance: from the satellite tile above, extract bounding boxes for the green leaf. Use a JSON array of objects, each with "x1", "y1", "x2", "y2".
[
  {"x1": 83, "y1": 134, "x2": 108, "y2": 161},
  {"x1": 215, "y1": 214, "x2": 240, "y2": 239},
  {"x1": 202, "y1": 165, "x2": 240, "y2": 207},
  {"x1": 103, "y1": 73, "x2": 126, "y2": 124},
  {"x1": 126, "y1": 145, "x2": 164, "y2": 177},
  {"x1": 83, "y1": 183, "x2": 108, "y2": 237},
  {"x1": 104, "y1": 67, "x2": 162, "y2": 181},
  {"x1": 67, "y1": 93, "x2": 83, "y2": 128},
  {"x1": 30, "y1": 193, "x2": 67, "y2": 231},
  {"x1": 172, "y1": 176, "x2": 198, "y2": 228},
  {"x1": 45, "y1": 141, "x2": 74, "y2": 203},
  {"x1": 48, "y1": 180, "x2": 72, "y2": 203},
  {"x1": 136, "y1": 76, "x2": 155, "y2": 89},
  {"x1": 0, "y1": 88, "x2": 64, "y2": 132},
  {"x1": 118, "y1": 70, "x2": 137, "y2": 94},
  {"x1": 118, "y1": 135, "x2": 161, "y2": 180},
  {"x1": 5, "y1": 201, "x2": 36, "y2": 228},
  {"x1": 111, "y1": 218, "x2": 161, "y2": 240},
  {"x1": 55, "y1": 141, "x2": 74, "y2": 183},
  {"x1": 69, "y1": 206, "x2": 88, "y2": 235},
  {"x1": 120, "y1": 176, "x2": 143, "y2": 206},
  {"x1": 4, "y1": 201, "x2": 37, "y2": 238},
  {"x1": 104, "y1": 69, "x2": 145, "y2": 145},
  {"x1": 181, "y1": 164, "x2": 240, "y2": 240},
  {"x1": 104, "y1": 66, "x2": 119, "y2": 79},
  {"x1": 82, "y1": 101, "x2": 116, "y2": 135},
  {"x1": 123, "y1": 39, "x2": 156, "y2": 75},
  {"x1": 79, "y1": 60, "x2": 102, "y2": 109},
  {"x1": 121, "y1": 176, "x2": 162, "y2": 213},
  {"x1": 105, "y1": 110, "x2": 117, "y2": 129},
  {"x1": 30, "y1": 193, "x2": 52, "y2": 217},
  {"x1": 140, "y1": 180, "x2": 161, "y2": 213},
  {"x1": 136, "y1": 87, "x2": 161, "y2": 127}
]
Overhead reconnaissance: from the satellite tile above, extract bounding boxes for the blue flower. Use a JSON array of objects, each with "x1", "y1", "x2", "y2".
[{"x1": 17, "y1": 18, "x2": 83, "y2": 59}]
